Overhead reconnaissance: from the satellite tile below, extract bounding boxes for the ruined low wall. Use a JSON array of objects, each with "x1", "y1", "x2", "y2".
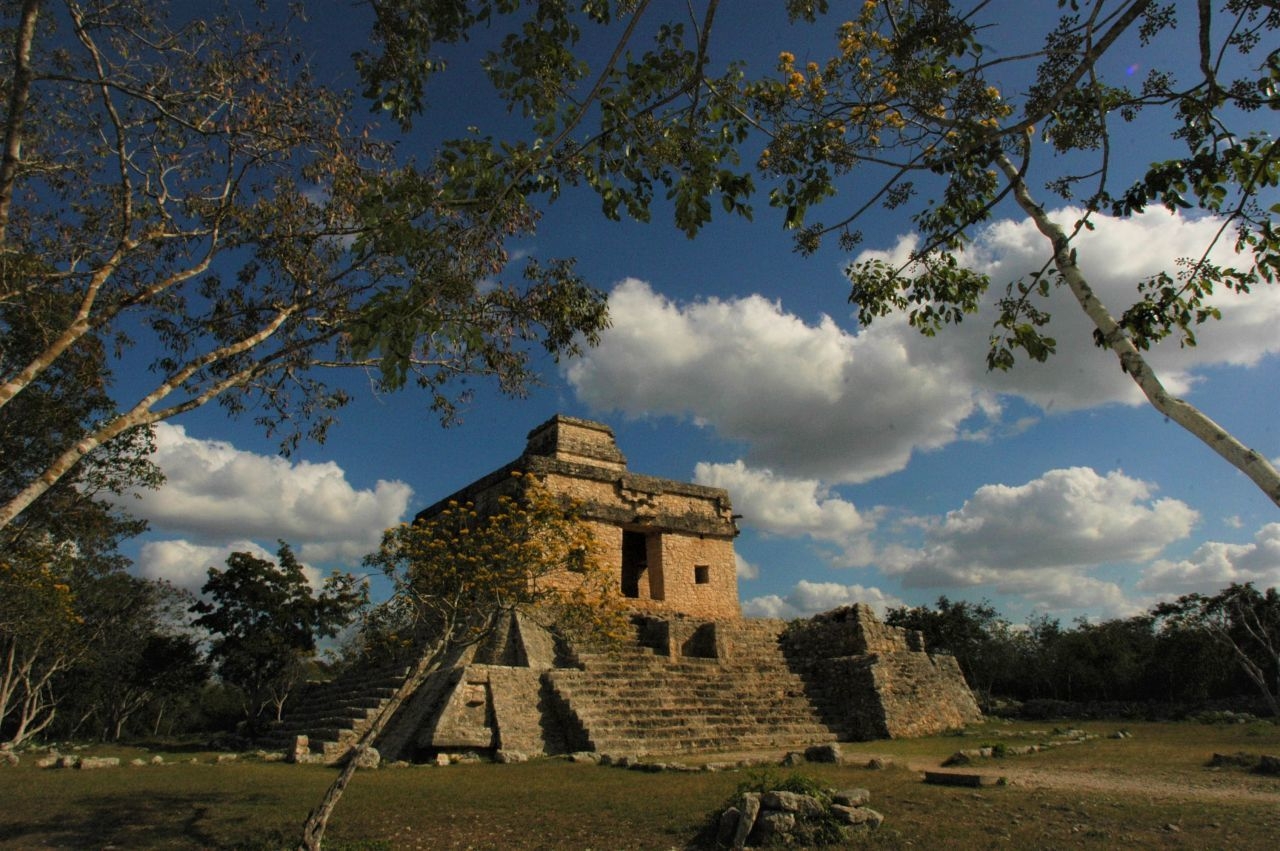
[
  {"x1": 871, "y1": 653, "x2": 983, "y2": 737},
  {"x1": 780, "y1": 605, "x2": 982, "y2": 740},
  {"x1": 781, "y1": 603, "x2": 911, "y2": 658}
]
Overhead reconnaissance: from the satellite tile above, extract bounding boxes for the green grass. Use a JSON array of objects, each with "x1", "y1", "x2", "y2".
[{"x1": 1, "y1": 720, "x2": 1278, "y2": 849}]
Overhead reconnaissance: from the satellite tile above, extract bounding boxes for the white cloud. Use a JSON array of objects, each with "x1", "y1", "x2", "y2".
[
  {"x1": 742, "y1": 580, "x2": 903, "y2": 619},
  {"x1": 735, "y1": 553, "x2": 760, "y2": 580},
  {"x1": 695, "y1": 460, "x2": 876, "y2": 564},
  {"x1": 886, "y1": 467, "x2": 1198, "y2": 581},
  {"x1": 878, "y1": 467, "x2": 1196, "y2": 617},
  {"x1": 568, "y1": 278, "x2": 980, "y2": 484},
  {"x1": 928, "y1": 207, "x2": 1280, "y2": 411},
  {"x1": 124, "y1": 423, "x2": 413, "y2": 587},
  {"x1": 568, "y1": 209, "x2": 1280, "y2": 486},
  {"x1": 1139, "y1": 522, "x2": 1280, "y2": 596},
  {"x1": 138, "y1": 539, "x2": 332, "y2": 594},
  {"x1": 137, "y1": 539, "x2": 271, "y2": 592}
]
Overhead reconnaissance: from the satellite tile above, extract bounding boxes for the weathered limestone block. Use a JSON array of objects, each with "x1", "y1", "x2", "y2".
[
  {"x1": 349, "y1": 746, "x2": 380, "y2": 769},
  {"x1": 833, "y1": 787, "x2": 871, "y2": 807},
  {"x1": 716, "y1": 806, "x2": 741, "y2": 847},
  {"x1": 732, "y1": 793, "x2": 761, "y2": 849},
  {"x1": 761, "y1": 790, "x2": 824, "y2": 816},
  {"x1": 288, "y1": 731, "x2": 309, "y2": 762},
  {"x1": 723, "y1": 786, "x2": 882, "y2": 848},
  {"x1": 832, "y1": 804, "x2": 884, "y2": 828},
  {"x1": 751, "y1": 811, "x2": 796, "y2": 843},
  {"x1": 804, "y1": 743, "x2": 842, "y2": 763}
]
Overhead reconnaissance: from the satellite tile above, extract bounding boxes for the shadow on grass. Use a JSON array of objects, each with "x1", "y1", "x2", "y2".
[{"x1": 0, "y1": 789, "x2": 279, "y2": 850}]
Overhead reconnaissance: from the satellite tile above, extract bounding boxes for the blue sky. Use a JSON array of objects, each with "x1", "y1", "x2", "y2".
[{"x1": 112, "y1": 1, "x2": 1280, "y2": 626}]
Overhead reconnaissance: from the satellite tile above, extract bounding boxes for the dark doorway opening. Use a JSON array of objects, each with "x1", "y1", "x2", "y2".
[{"x1": 621, "y1": 530, "x2": 647, "y2": 598}]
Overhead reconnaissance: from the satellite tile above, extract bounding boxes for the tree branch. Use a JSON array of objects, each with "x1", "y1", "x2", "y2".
[{"x1": 995, "y1": 145, "x2": 1280, "y2": 510}]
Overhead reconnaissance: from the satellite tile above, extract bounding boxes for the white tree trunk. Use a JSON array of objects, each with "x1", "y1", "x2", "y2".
[
  {"x1": 297, "y1": 638, "x2": 450, "y2": 851},
  {"x1": 996, "y1": 153, "x2": 1280, "y2": 510}
]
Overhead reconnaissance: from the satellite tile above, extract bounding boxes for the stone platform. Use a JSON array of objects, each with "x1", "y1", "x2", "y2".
[{"x1": 269, "y1": 604, "x2": 981, "y2": 763}]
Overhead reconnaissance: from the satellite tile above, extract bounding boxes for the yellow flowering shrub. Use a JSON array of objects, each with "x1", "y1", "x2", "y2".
[{"x1": 366, "y1": 472, "x2": 629, "y2": 652}]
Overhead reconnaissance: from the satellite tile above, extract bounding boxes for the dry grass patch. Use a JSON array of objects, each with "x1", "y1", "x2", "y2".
[{"x1": 0, "y1": 720, "x2": 1276, "y2": 849}]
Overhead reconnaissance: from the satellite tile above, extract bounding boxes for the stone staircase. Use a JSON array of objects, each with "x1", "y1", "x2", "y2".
[
  {"x1": 543, "y1": 620, "x2": 842, "y2": 755},
  {"x1": 259, "y1": 662, "x2": 411, "y2": 760},
  {"x1": 264, "y1": 608, "x2": 981, "y2": 763}
]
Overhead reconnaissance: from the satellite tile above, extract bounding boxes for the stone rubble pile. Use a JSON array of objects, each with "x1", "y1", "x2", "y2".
[{"x1": 716, "y1": 786, "x2": 883, "y2": 849}]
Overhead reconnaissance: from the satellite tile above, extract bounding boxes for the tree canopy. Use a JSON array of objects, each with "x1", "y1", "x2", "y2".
[
  {"x1": 0, "y1": 0, "x2": 610, "y2": 532},
  {"x1": 1155, "y1": 582, "x2": 1280, "y2": 716},
  {"x1": 190, "y1": 543, "x2": 366, "y2": 728},
  {"x1": 355, "y1": 0, "x2": 1279, "y2": 507}
]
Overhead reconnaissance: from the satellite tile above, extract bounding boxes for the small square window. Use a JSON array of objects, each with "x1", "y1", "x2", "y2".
[{"x1": 694, "y1": 565, "x2": 710, "y2": 585}]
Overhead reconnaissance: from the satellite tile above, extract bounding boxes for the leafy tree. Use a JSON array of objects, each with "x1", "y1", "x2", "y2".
[
  {"x1": 359, "y1": 0, "x2": 1280, "y2": 508},
  {"x1": 0, "y1": 551, "x2": 168, "y2": 746},
  {"x1": 1, "y1": 284, "x2": 160, "y2": 558},
  {"x1": 1154, "y1": 582, "x2": 1280, "y2": 715},
  {"x1": 0, "y1": 0, "x2": 608, "y2": 532},
  {"x1": 1, "y1": 283, "x2": 161, "y2": 746},
  {"x1": 0, "y1": 555, "x2": 79, "y2": 746},
  {"x1": 1039, "y1": 616, "x2": 1160, "y2": 702},
  {"x1": 52, "y1": 579, "x2": 207, "y2": 741},
  {"x1": 298, "y1": 471, "x2": 628, "y2": 851},
  {"x1": 190, "y1": 543, "x2": 367, "y2": 730}
]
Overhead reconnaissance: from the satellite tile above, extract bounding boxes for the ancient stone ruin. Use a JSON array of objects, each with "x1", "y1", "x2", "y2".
[{"x1": 269, "y1": 415, "x2": 981, "y2": 763}]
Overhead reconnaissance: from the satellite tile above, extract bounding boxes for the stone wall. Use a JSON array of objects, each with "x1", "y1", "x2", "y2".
[
  {"x1": 780, "y1": 604, "x2": 911, "y2": 658},
  {"x1": 290, "y1": 605, "x2": 983, "y2": 763},
  {"x1": 414, "y1": 415, "x2": 741, "y2": 621},
  {"x1": 871, "y1": 653, "x2": 982, "y2": 737},
  {"x1": 780, "y1": 605, "x2": 983, "y2": 740}
]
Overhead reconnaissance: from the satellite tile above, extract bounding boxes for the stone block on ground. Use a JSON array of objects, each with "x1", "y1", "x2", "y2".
[
  {"x1": 751, "y1": 810, "x2": 796, "y2": 844},
  {"x1": 832, "y1": 804, "x2": 884, "y2": 829},
  {"x1": 732, "y1": 792, "x2": 761, "y2": 849},
  {"x1": 833, "y1": 787, "x2": 871, "y2": 807},
  {"x1": 804, "y1": 743, "x2": 842, "y2": 763},
  {"x1": 716, "y1": 806, "x2": 741, "y2": 847},
  {"x1": 349, "y1": 746, "x2": 380, "y2": 769},
  {"x1": 924, "y1": 770, "x2": 1002, "y2": 787},
  {"x1": 761, "y1": 790, "x2": 824, "y2": 816}
]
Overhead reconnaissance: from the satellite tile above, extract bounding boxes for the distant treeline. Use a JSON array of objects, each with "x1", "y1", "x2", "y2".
[
  {"x1": 5, "y1": 568, "x2": 1277, "y2": 748},
  {"x1": 885, "y1": 583, "x2": 1280, "y2": 718}
]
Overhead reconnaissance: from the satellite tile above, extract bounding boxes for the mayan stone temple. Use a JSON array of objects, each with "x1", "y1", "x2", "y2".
[{"x1": 271, "y1": 416, "x2": 981, "y2": 763}]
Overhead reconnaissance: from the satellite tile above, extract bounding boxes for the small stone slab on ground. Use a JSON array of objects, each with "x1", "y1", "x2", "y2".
[{"x1": 924, "y1": 770, "x2": 1003, "y2": 788}]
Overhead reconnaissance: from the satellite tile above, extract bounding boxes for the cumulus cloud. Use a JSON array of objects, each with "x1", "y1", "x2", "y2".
[
  {"x1": 695, "y1": 460, "x2": 876, "y2": 565},
  {"x1": 878, "y1": 466, "x2": 1196, "y2": 617},
  {"x1": 1139, "y1": 523, "x2": 1280, "y2": 595},
  {"x1": 568, "y1": 278, "x2": 981, "y2": 483},
  {"x1": 125, "y1": 423, "x2": 413, "y2": 587},
  {"x1": 886, "y1": 467, "x2": 1198, "y2": 580},
  {"x1": 137, "y1": 539, "x2": 273, "y2": 592},
  {"x1": 742, "y1": 580, "x2": 903, "y2": 619},
  {"x1": 568, "y1": 209, "x2": 1280, "y2": 485},
  {"x1": 735, "y1": 553, "x2": 760, "y2": 580}
]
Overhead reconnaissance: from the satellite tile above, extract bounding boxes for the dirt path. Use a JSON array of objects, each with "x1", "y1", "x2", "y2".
[
  {"x1": 852, "y1": 751, "x2": 1280, "y2": 804},
  {"x1": 673, "y1": 746, "x2": 1280, "y2": 805},
  {"x1": 963, "y1": 763, "x2": 1280, "y2": 803}
]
